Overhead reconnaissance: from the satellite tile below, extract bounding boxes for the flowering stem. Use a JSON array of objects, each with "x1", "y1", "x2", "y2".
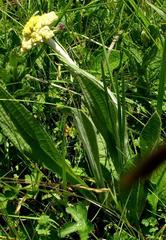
[
  {"x1": 47, "y1": 38, "x2": 100, "y2": 84},
  {"x1": 47, "y1": 38, "x2": 77, "y2": 67},
  {"x1": 47, "y1": 38, "x2": 117, "y2": 105}
]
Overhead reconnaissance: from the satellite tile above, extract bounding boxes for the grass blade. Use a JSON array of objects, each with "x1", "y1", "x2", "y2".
[
  {"x1": 63, "y1": 107, "x2": 105, "y2": 190},
  {"x1": 157, "y1": 37, "x2": 166, "y2": 114}
]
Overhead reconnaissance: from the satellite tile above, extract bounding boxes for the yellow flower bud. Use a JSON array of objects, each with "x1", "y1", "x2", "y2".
[
  {"x1": 21, "y1": 12, "x2": 58, "y2": 52},
  {"x1": 40, "y1": 12, "x2": 58, "y2": 26}
]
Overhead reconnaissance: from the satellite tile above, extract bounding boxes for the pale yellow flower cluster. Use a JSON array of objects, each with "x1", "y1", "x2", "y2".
[{"x1": 21, "y1": 12, "x2": 58, "y2": 52}]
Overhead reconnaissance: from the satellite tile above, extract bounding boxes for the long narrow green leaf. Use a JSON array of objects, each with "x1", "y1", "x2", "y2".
[
  {"x1": 0, "y1": 86, "x2": 94, "y2": 194},
  {"x1": 100, "y1": 30, "x2": 129, "y2": 169},
  {"x1": 140, "y1": 112, "x2": 161, "y2": 155},
  {"x1": 0, "y1": 104, "x2": 30, "y2": 154},
  {"x1": 157, "y1": 37, "x2": 166, "y2": 115},
  {"x1": 79, "y1": 78, "x2": 123, "y2": 174},
  {"x1": 146, "y1": 1, "x2": 166, "y2": 19},
  {"x1": 124, "y1": 0, "x2": 150, "y2": 27},
  {"x1": 63, "y1": 107, "x2": 105, "y2": 189}
]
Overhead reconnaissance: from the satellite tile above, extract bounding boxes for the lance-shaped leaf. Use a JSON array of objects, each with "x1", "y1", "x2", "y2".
[
  {"x1": 63, "y1": 107, "x2": 105, "y2": 190},
  {"x1": 0, "y1": 86, "x2": 95, "y2": 199},
  {"x1": 79, "y1": 77, "x2": 123, "y2": 174},
  {"x1": 140, "y1": 112, "x2": 161, "y2": 155}
]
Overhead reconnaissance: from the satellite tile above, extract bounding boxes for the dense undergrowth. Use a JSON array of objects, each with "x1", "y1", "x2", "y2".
[{"x1": 0, "y1": 0, "x2": 166, "y2": 239}]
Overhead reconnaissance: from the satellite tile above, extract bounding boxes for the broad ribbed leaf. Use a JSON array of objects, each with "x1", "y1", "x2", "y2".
[
  {"x1": 79, "y1": 78, "x2": 123, "y2": 173},
  {"x1": 0, "y1": 104, "x2": 30, "y2": 153},
  {"x1": 0, "y1": 86, "x2": 91, "y2": 188},
  {"x1": 140, "y1": 112, "x2": 161, "y2": 155},
  {"x1": 151, "y1": 165, "x2": 166, "y2": 204}
]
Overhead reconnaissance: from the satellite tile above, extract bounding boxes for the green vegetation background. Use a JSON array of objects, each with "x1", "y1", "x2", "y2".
[{"x1": 0, "y1": 0, "x2": 166, "y2": 239}]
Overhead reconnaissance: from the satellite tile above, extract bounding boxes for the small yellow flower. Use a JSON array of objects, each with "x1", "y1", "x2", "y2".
[{"x1": 21, "y1": 12, "x2": 58, "y2": 52}]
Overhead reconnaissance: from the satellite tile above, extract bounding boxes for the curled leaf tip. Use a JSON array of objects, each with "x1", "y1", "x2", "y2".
[{"x1": 21, "y1": 11, "x2": 58, "y2": 52}]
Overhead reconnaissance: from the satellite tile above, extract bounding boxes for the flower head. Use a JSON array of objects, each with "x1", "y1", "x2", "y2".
[{"x1": 21, "y1": 12, "x2": 58, "y2": 52}]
